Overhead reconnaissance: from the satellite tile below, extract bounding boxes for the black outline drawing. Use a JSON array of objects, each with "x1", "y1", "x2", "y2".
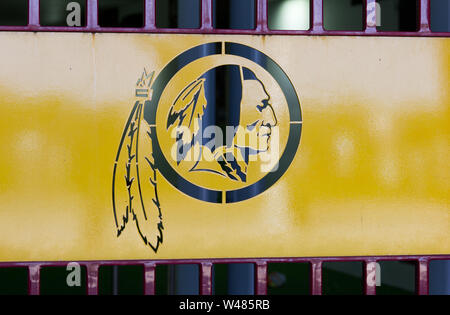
[{"x1": 112, "y1": 69, "x2": 164, "y2": 253}]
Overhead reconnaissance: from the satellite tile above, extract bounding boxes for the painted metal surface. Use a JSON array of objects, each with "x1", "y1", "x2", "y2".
[
  {"x1": 0, "y1": 32, "x2": 448, "y2": 262},
  {"x1": 0, "y1": 0, "x2": 447, "y2": 296}
]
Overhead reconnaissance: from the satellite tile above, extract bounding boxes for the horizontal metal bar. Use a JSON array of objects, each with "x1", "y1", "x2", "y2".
[
  {"x1": 0, "y1": 255, "x2": 446, "y2": 295},
  {"x1": 0, "y1": 0, "x2": 443, "y2": 38},
  {"x1": 1, "y1": 254, "x2": 449, "y2": 268},
  {"x1": 0, "y1": 25, "x2": 447, "y2": 37}
]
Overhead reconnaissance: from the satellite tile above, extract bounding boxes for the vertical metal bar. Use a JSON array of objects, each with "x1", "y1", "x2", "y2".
[
  {"x1": 144, "y1": 0, "x2": 156, "y2": 30},
  {"x1": 256, "y1": 0, "x2": 268, "y2": 32},
  {"x1": 310, "y1": 261, "x2": 322, "y2": 295},
  {"x1": 311, "y1": 0, "x2": 324, "y2": 32},
  {"x1": 201, "y1": 0, "x2": 213, "y2": 30},
  {"x1": 200, "y1": 262, "x2": 213, "y2": 295},
  {"x1": 417, "y1": 259, "x2": 429, "y2": 295},
  {"x1": 87, "y1": 263, "x2": 99, "y2": 295},
  {"x1": 144, "y1": 263, "x2": 156, "y2": 295},
  {"x1": 112, "y1": 265, "x2": 119, "y2": 295},
  {"x1": 254, "y1": 261, "x2": 267, "y2": 295},
  {"x1": 28, "y1": 0, "x2": 40, "y2": 27},
  {"x1": 87, "y1": 0, "x2": 99, "y2": 29},
  {"x1": 365, "y1": 0, "x2": 377, "y2": 33},
  {"x1": 419, "y1": 0, "x2": 431, "y2": 32},
  {"x1": 364, "y1": 260, "x2": 377, "y2": 295},
  {"x1": 28, "y1": 264, "x2": 40, "y2": 295}
]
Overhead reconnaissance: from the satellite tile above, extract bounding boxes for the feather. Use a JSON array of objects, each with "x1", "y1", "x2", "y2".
[{"x1": 112, "y1": 100, "x2": 163, "y2": 253}]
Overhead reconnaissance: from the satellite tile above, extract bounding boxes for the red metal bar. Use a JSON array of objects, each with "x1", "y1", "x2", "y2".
[
  {"x1": 201, "y1": 0, "x2": 213, "y2": 30},
  {"x1": 28, "y1": 264, "x2": 40, "y2": 295},
  {"x1": 417, "y1": 258, "x2": 429, "y2": 295},
  {"x1": 0, "y1": 255, "x2": 448, "y2": 295},
  {"x1": 87, "y1": 0, "x2": 99, "y2": 29},
  {"x1": 144, "y1": 0, "x2": 156, "y2": 30},
  {"x1": 0, "y1": 0, "x2": 446, "y2": 36},
  {"x1": 199, "y1": 262, "x2": 213, "y2": 295},
  {"x1": 255, "y1": 261, "x2": 268, "y2": 295},
  {"x1": 365, "y1": 0, "x2": 377, "y2": 33},
  {"x1": 310, "y1": 261, "x2": 322, "y2": 295},
  {"x1": 256, "y1": 0, "x2": 268, "y2": 32},
  {"x1": 86, "y1": 263, "x2": 99, "y2": 295},
  {"x1": 144, "y1": 262, "x2": 156, "y2": 295},
  {"x1": 311, "y1": 0, "x2": 324, "y2": 33},
  {"x1": 28, "y1": 0, "x2": 40, "y2": 27},
  {"x1": 364, "y1": 260, "x2": 377, "y2": 295},
  {"x1": 419, "y1": 0, "x2": 431, "y2": 32}
]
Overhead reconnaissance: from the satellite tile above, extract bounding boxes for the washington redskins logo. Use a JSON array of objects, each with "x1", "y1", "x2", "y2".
[{"x1": 112, "y1": 42, "x2": 302, "y2": 253}]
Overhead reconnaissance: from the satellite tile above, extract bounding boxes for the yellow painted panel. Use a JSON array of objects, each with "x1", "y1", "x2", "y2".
[{"x1": 0, "y1": 33, "x2": 448, "y2": 261}]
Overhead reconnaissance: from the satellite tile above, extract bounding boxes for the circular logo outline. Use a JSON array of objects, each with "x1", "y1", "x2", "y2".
[{"x1": 144, "y1": 42, "x2": 302, "y2": 203}]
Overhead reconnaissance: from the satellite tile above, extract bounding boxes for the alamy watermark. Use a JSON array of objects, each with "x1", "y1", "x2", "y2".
[
  {"x1": 66, "y1": 262, "x2": 81, "y2": 287},
  {"x1": 66, "y1": 2, "x2": 81, "y2": 27},
  {"x1": 169, "y1": 124, "x2": 280, "y2": 173}
]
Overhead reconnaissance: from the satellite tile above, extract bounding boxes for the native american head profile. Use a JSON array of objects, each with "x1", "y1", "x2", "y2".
[{"x1": 166, "y1": 64, "x2": 278, "y2": 182}]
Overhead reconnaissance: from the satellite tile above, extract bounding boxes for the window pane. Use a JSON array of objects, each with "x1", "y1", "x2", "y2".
[
  {"x1": 267, "y1": 263, "x2": 309, "y2": 295},
  {"x1": 431, "y1": 0, "x2": 450, "y2": 32},
  {"x1": 0, "y1": 0, "x2": 27, "y2": 26},
  {"x1": 376, "y1": 0, "x2": 419, "y2": 32},
  {"x1": 0, "y1": 267, "x2": 28, "y2": 295},
  {"x1": 213, "y1": 0, "x2": 256, "y2": 30},
  {"x1": 40, "y1": 266, "x2": 87, "y2": 295},
  {"x1": 99, "y1": 265, "x2": 144, "y2": 295},
  {"x1": 40, "y1": 0, "x2": 86, "y2": 27},
  {"x1": 156, "y1": 0, "x2": 200, "y2": 29},
  {"x1": 322, "y1": 261, "x2": 363, "y2": 295},
  {"x1": 376, "y1": 261, "x2": 416, "y2": 295},
  {"x1": 323, "y1": 0, "x2": 364, "y2": 31},
  {"x1": 98, "y1": 0, "x2": 144, "y2": 27},
  {"x1": 268, "y1": 0, "x2": 310, "y2": 30}
]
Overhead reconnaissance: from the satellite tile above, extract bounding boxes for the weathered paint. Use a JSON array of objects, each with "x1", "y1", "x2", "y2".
[{"x1": 0, "y1": 33, "x2": 448, "y2": 261}]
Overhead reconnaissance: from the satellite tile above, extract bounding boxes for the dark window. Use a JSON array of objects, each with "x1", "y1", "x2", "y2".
[
  {"x1": 0, "y1": 0, "x2": 27, "y2": 26},
  {"x1": 376, "y1": 0, "x2": 419, "y2": 32},
  {"x1": 322, "y1": 261, "x2": 364, "y2": 295},
  {"x1": 40, "y1": 266, "x2": 87, "y2": 295},
  {"x1": 323, "y1": 0, "x2": 364, "y2": 31},
  {"x1": 267, "y1": 263, "x2": 309, "y2": 295},
  {"x1": 99, "y1": 265, "x2": 144, "y2": 295},
  {"x1": 430, "y1": 0, "x2": 450, "y2": 32},
  {"x1": 213, "y1": 0, "x2": 256, "y2": 29},
  {"x1": 0, "y1": 267, "x2": 28, "y2": 295},
  {"x1": 376, "y1": 261, "x2": 416, "y2": 295},
  {"x1": 156, "y1": 0, "x2": 201, "y2": 29},
  {"x1": 213, "y1": 263, "x2": 254, "y2": 295},
  {"x1": 98, "y1": 0, "x2": 144, "y2": 28},
  {"x1": 40, "y1": 0, "x2": 86, "y2": 27}
]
